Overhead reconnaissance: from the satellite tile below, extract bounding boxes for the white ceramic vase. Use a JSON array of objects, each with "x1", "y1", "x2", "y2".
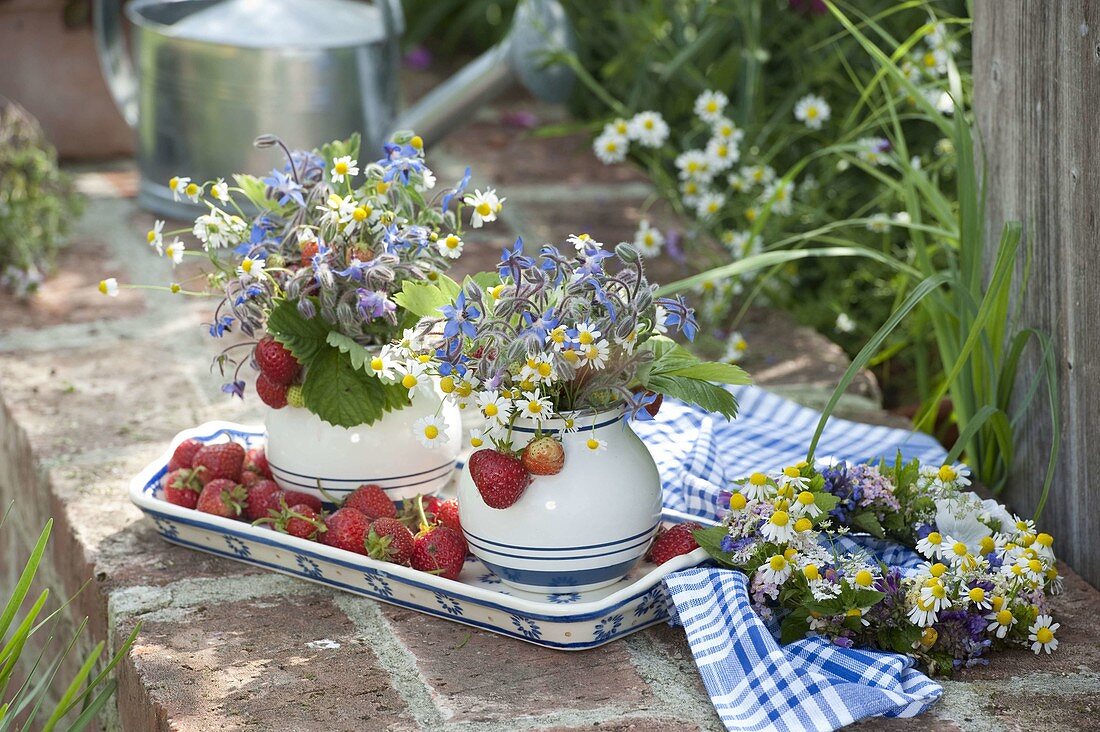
[
  {"x1": 457, "y1": 408, "x2": 663, "y2": 593},
  {"x1": 265, "y1": 392, "x2": 462, "y2": 503}
]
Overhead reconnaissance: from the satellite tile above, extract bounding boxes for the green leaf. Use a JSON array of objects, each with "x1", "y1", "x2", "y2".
[
  {"x1": 436, "y1": 274, "x2": 461, "y2": 301},
  {"x1": 326, "y1": 331, "x2": 373, "y2": 372},
  {"x1": 232, "y1": 174, "x2": 282, "y2": 213},
  {"x1": 779, "y1": 607, "x2": 811, "y2": 645},
  {"x1": 265, "y1": 299, "x2": 331, "y2": 366},
  {"x1": 393, "y1": 281, "x2": 449, "y2": 319},
  {"x1": 811, "y1": 491, "x2": 839, "y2": 514},
  {"x1": 645, "y1": 374, "x2": 740, "y2": 419},
  {"x1": 665, "y1": 361, "x2": 751, "y2": 385},
  {"x1": 850, "y1": 512, "x2": 885, "y2": 539},
  {"x1": 691, "y1": 525, "x2": 734, "y2": 564},
  {"x1": 467, "y1": 272, "x2": 502, "y2": 291},
  {"x1": 302, "y1": 346, "x2": 409, "y2": 428}
]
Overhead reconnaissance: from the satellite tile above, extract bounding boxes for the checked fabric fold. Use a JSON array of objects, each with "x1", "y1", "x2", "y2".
[{"x1": 633, "y1": 385, "x2": 949, "y2": 731}]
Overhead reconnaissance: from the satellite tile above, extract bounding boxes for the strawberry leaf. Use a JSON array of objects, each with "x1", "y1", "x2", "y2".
[
  {"x1": 326, "y1": 331, "x2": 372, "y2": 371},
  {"x1": 393, "y1": 281, "x2": 449, "y2": 319},
  {"x1": 644, "y1": 374, "x2": 740, "y2": 420},
  {"x1": 302, "y1": 346, "x2": 410, "y2": 428},
  {"x1": 266, "y1": 298, "x2": 330, "y2": 365}
]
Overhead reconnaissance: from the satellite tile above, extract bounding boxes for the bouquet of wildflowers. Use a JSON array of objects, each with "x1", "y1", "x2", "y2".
[
  {"x1": 102, "y1": 132, "x2": 505, "y2": 427},
  {"x1": 386, "y1": 235, "x2": 751, "y2": 452},
  {"x1": 694, "y1": 456, "x2": 1062, "y2": 675}
]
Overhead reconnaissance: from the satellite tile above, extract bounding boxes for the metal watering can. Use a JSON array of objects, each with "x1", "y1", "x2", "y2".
[{"x1": 93, "y1": 0, "x2": 574, "y2": 218}]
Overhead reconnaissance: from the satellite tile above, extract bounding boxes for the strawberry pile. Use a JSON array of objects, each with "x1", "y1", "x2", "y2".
[
  {"x1": 253, "y1": 337, "x2": 304, "y2": 410},
  {"x1": 159, "y1": 437, "x2": 468, "y2": 580}
]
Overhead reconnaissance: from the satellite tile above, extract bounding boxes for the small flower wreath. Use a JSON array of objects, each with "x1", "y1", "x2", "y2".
[{"x1": 694, "y1": 454, "x2": 1061, "y2": 675}]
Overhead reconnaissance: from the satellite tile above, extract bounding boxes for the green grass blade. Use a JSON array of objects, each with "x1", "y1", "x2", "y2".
[{"x1": 0, "y1": 520, "x2": 51, "y2": 643}]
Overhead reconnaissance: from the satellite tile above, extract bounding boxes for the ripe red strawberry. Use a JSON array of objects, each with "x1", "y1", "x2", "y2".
[
  {"x1": 167, "y1": 439, "x2": 203, "y2": 472},
  {"x1": 521, "y1": 436, "x2": 565, "y2": 476},
  {"x1": 366, "y1": 517, "x2": 415, "y2": 565},
  {"x1": 435, "y1": 498, "x2": 462, "y2": 535},
  {"x1": 646, "y1": 522, "x2": 702, "y2": 565},
  {"x1": 191, "y1": 442, "x2": 245, "y2": 485},
  {"x1": 243, "y1": 446, "x2": 272, "y2": 478},
  {"x1": 344, "y1": 484, "x2": 397, "y2": 521},
  {"x1": 300, "y1": 241, "x2": 319, "y2": 267},
  {"x1": 255, "y1": 337, "x2": 301, "y2": 385},
  {"x1": 284, "y1": 504, "x2": 325, "y2": 540},
  {"x1": 468, "y1": 449, "x2": 531, "y2": 509},
  {"x1": 196, "y1": 479, "x2": 247, "y2": 519},
  {"x1": 245, "y1": 479, "x2": 284, "y2": 522},
  {"x1": 411, "y1": 525, "x2": 466, "y2": 580},
  {"x1": 321, "y1": 507, "x2": 370, "y2": 555},
  {"x1": 239, "y1": 469, "x2": 262, "y2": 488},
  {"x1": 163, "y1": 468, "x2": 203, "y2": 509},
  {"x1": 282, "y1": 490, "x2": 323, "y2": 513},
  {"x1": 256, "y1": 373, "x2": 289, "y2": 409}
]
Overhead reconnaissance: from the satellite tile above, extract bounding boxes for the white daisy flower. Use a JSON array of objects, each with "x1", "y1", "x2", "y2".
[
  {"x1": 724, "y1": 331, "x2": 748, "y2": 363},
  {"x1": 211, "y1": 178, "x2": 230, "y2": 203},
  {"x1": 757, "y1": 554, "x2": 792, "y2": 585},
  {"x1": 915, "y1": 531, "x2": 946, "y2": 559},
  {"x1": 626, "y1": 111, "x2": 669, "y2": 147},
  {"x1": 1028, "y1": 614, "x2": 1059, "y2": 654},
  {"x1": 236, "y1": 256, "x2": 265, "y2": 282},
  {"x1": 675, "y1": 149, "x2": 712, "y2": 181},
  {"x1": 606, "y1": 118, "x2": 630, "y2": 136},
  {"x1": 146, "y1": 220, "x2": 165, "y2": 254},
  {"x1": 413, "y1": 414, "x2": 450, "y2": 448},
  {"x1": 867, "y1": 213, "x2": 891, "y2": 233},
  {"x1": 580, "y1": 339, "x2": 610, "y2": 370},
  {"x1": 966, "y1": 586, "x2": 992, "y2": 610},
  {"x1": 723, "y1": 230, "x2": 762, "y2": 257},
  {"x1": 397, "y1": 360, "x2": 434, "y2": 399},
  {"x1": 97, "y1": 277, "x2": 119, "y2": 297},
  {"x1": 572, "y1": 322, "x2": 602, "y2": 346},
  {"x1": 545, "y1": 325, "x2": 570, "y2": 352},
  {"x1": 518, "y1": 389, "x2": 553, "y2": 423},
  {"x1": 477, "y1": 391, "x2": 512, "y2": 424},
  {"x1": 835, "y1": 312, "x2": 856, "y2": 334},
  {"x1": 437, "y1": 233, "x2": 464, "y2": 259},
  {"x1": 584, "y1": 435, "x2": 607, "y2": 453},
  {"x1": 760, "y1": 510, "x2": 795, "y2": 544},
  {"x1": 794, "y1": 94, "x2": 831, "y2": 130},
  {"x1": 694, "y1": 90, "x2": 729, "y2": 123},
  {"x1": 465, "y1": 188, "x2": 505, "y2": 228},
  {"x1": 919, "y1": 581, "x2": 952, "y2": 612},
  {"x1": 741, "y1": 164, "x2": 776, "y2": 187},
  {"x1": 985, "y1": 608, "x2": 1017, "y2": 639},
  {"x1": 164, "y1": 238, "x2": 185, "y2": 265},
  {"x1": 711, "y1": 116, "x2": 744, "y2": 144},
  {"x1": 567, "y1": 233, "x2": 603, "y2": 252},
  {"x1": 417, "y1": 168, "x2": 437, "y2": 191},
  {"x1": 632, "y1": 220, "x2": 664, "y2": 257},
  {"x1": 792, "y1": 490, "x2": 822, "y2": 519},
  {"x1": 695, "y1": 192, "x2": 726, "y2": 219},
  {"x1": 368, "y1": 345, "x2": 400, "y2": 382},
  {"x1": 193, "y1": 208, "x2": 246, "y2": 250},
  {"x1": 705, "y1": 137, "x2": 739, "y2": 171},
  {"x1": 168, "y1": 176, "x2": 194, "y2": 202},
  {"x1": 743, "y1": 472, "x2": 773, "y2": 501},
  {"x1": 760, "y1": 179, "x2": 794, "y2": 215},
  {"x1": 907, "y1": 597, "x2": 938, "y2": 627},
  {"x1": 521, "y1": 353, "x2": 556, "y2": 384},
  {"x1": 331, "y1": 155, "x2": 360, "y2": 184},
  {"x1": 593, "y1": 130, "x2": 629, "y2": 164},
  {"x1": 856, "y1": 137, "x2": 891, "y2": 166},
  {"x1": 652, "y1": 305, "x2": 669, "y2": 335},
  {"x1": 318, "y1": 193, "x2": 355, "y2": 228},
  {"x1": 469, "y1": 426, "x2": 492, "y2": 449},
  {"x1": 777, "y1": 466, "x2": 810, "y2": 491}
]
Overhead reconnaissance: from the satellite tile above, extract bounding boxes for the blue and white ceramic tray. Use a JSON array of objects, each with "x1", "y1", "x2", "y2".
[{"x1": 129, "y1": 421, "x2": 710, "y2": 650}]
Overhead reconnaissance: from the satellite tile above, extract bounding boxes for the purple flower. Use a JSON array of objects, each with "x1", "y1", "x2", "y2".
[
  {"x1": 441, "y1": 167, "x2": 472, "y2": 213},
  {"x1": 208, "y1": 315, "x2": 234, "y2": 338},
  {"x1": 501, "y1": 110, "x2": 539, "y2": 129},
  {"x1": 438, "y1": 291, "x2": 481, "y2": 339},
  {"x1": 377, "y1": 142, "x2": 424, "y2": 185},
  {"x1": 665, "y1": 229, "x2": 685, "y2": 263},
  {"x1": 261, "y1": 168, "x2": 305, "y2": 207},
  {"x1": 356, "y1": 289, "x2": 395, "y2": 320},
  {"x1": 498, "y1": 237, "x2": 535, "y2": 280},
  {"x1": 221, "y1": 380, "x2": 245, "y2": 399},
  {"x1": 832, "y1": 636, "x2": 854, "y2": 649},
  {"x1": 655, "y1": 295, "x2": 698, "y2": 341},
  {"x1": 625, "y1": 390, "x2": 659, "y2": 422},
  {"x1": 521, "y1": 308, "x2": 559, "y2": 340},
  {"x1": 403, "y1": 45, "x2": 433, "y2": 70},
  {"x1": 336, "y1": 258, "x2": 383, "y2": 282}
]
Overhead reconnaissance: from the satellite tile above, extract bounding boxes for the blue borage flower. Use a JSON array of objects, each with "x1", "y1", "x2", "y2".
[
  {"x1": 438, "y1": 291, "x2": 480, "y2": 339},
  {"x1": 377, "y1": 142, "x2": 425, "y2": 184},
  {"x1": 208, "y1": 315, "x2": 234, "y2": 338},
  {"x1": 261, "y1": 168, "x2": 305, "y2": 207},
  {"x1": 441, "y1": 166, "x2": 472, "y2": 213}
]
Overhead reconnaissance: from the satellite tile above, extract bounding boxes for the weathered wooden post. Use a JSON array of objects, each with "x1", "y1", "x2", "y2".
[{"x1": 973, "y1": 1, "x2": 1100, "y2": 587}]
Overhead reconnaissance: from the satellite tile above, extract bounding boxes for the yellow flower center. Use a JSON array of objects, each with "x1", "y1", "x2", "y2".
[
  {"x1": 444, "y1": 235, "x2": 460, "y2": 249},
  {"x1": 783, "y1": 547, "x2": 797, "y2": 560},
  {"x1": 241, "y1": 260, "x2": 253, "y2": 273},
  {"x1": 410, "y1": 135, "x2": 424, "y2": 149},
  {"x1": 170, "y1": 283, "x2": 181, "y2": 293},
  {"x1": 376, "y1": 181, "x2": 390, "y2": 194},
  {"x1": 562, "y1": 350, "x2": 579, "y2": 363},
  {"x1": 147, "y1": 230, "x2": 157, "y2": 243},
  {"x1": 484, "y1": 404, "x2": 498, "y2": 417},
  {"x1": 440, "y1": 376, "x2": 456, "y2": 394},
  {"x1": 797, "y1": 491, "x2": 815, "y2": 506},
  {"x1": 937, "y1": 465, "x2": 957, "y2": 482},
  {"x1": 930, "y1": 584, "x2": 946, "y2": 599},
  {"x1": 803, "y1": 565, "x2": 820, "y2": 581},
  {"x1": 586, "y1": 438, "x2": 600, "y2": 450},
  {"x1": 423, "y1": 425, "x2": 439, "y2": 439},
  {"x1": 527, "y1": 401, "x2": 543, "y2": 414},
  {"x1": 980, "y1": 536, "x2": 996, "y2": 554},
  {"x1": 644, "y1": 119, "x2": 654, "y2": 129},
  {"x1": 794, "y1": 518, "x2": 812, "y2": 532},
  {"x1": 991, "y1": 596, "x2": 1004, "y2": 610},
  {"x1": 996, "y1": 609, "x2": 1013, "y2": 626},
  {"x1": 335, "y1": 161, "x2": 349, "y2": 175},
  {"x1": 846, "y1": 608, "x2": 862, "y2": 618},
  {"x1": 930, "y1": 563, "x2": 947, "y2": 577},
  {"x1": 1028, "y1": 559, "x2": 1043, "y2": 573},
  {"x1": 476, "y1": 202, "x2": 492, "y2": 216},
  {"x1": 578, "y1": 331, "x2": 594, "y2": 345},
  {"x1": 706, "y1": 101, "x2": 718, "y2": 113},
  {"x1": 471, "y1": 436, "x2": 483, "y2": 448},
  {"x1": 921, "y1": 627, "x2": 938, "y2": 646},
  {"x1": 537, "y1": 363, "x2": 552, "y2": 377},
  {"x1": 729, "y1": 492, "x2": 747, "y2": 510},
  {"x1": 456, "y1": 381, "x2": 473, "y2": 398},
  {"x1": 926, "y1": 532, "x2": 942, "y2": 545},
  {"x1": 370, "y1": 357, "x2": 384, "y2": 372},
  {"x1": 806, "y1": 107, "x2": 819, "y2": 119},
  {"x1": 854, "y1": 570, "x2": 873, "y2": 587},
  {"x1": 353, "y1": 206, "x2": 369, "y2": 222},
  {"x1": 968, "y1": 587, "x2": 985, "y2": 603},
  {"x1": 749, "y1": 472, "x2": 768, "y2": 487},
  {"x1": 185, "y1": 183, "x2": 200, "y2": 197},
  {"x1": 783, "y1": 466, "x2": 800, "y2": 479},
  {"x1": 768, "y1": 555, "x2": 787, "y2": 571},
  {"x1": 1036, "y1": 532, "x2": 1054, "y2": 548},
  {"x1": 770, "y1": 510, "x2": 789, "y2": 527},
  {"x1": 169, "y1": 177, "x2": 180, "y2": 190},
  {"x1": 952, "y1": 542, "x2": 969, "y2": 557},
  {"x1": 401, "y1": 374, "x2": 418, "y2": 389},
  {"x1": 1036, "y1": 627, "x2": 1054, "y2": 644}
]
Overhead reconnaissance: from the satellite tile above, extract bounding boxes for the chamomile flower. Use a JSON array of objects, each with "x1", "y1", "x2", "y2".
[
  {"x1": 761, "y1": 179, "x2": 794, "y2": 215},
  {"x1": 545, "y1": 325, "x2": 570, "y2": 351},
  {"x1": 985, "y1": 608, "x2": 1016, "y2": 638},
  {"x1": 572, "y1": 322, "x2": 602, "y2": 346},
  {"x1": 919, "y1": 581, "x2": 952, "y2": 612},
  {"x1": 632, "y1": 220, "x2": 664, "y2": 257},
  {"x1": 168, "y1": 176, "x2": 195, "y2": 202},
  {"x1": 567, "y1": 233, "x2": 603, "y2": 252},
  {"x1": 477, "y1": 391, "x2": 512, "y2": 424},
  {"x1": 695, "y1": 192, "x2": 725, "y2": 219},
  {"x1": 966, "y1": 586, "x2": 992, "y2": 610},
  {"x1": 236, "y1": 256, "x2": 265, "y2": 281},
  {"x1": 723, "y1": 331, "x2": 748, "y2": 363},
  {"x1": 794, "y1": 94, "x2": 831, "y2": 130},
  {"x1": 97, "y1": 277, "x2": 119, "y2": 297},
  {"x1": 907, "y1": 596, "x2": 938, "y2": 627},
  {"x1": 606, "y1": 118, "x2": 630, "y2": 137},
  {"x1": 761, "y1": 509, "x2": 795, "y2": 544},
  {"x1": 741, "y1": 164, "x2": 776, "y2": 187},
  {"x1": 675, "y1": 150, "x2": 712, "y2": 181},
  {"x1": 397, "y1": 360, "x2": 434, "y2": 399},
  {"x1": 193, "y1": 209, "x2": 244, "y2": 250},
  {"x1": 1028, "y1": 615, "x2": 1059, "y2": 654},
  {"x1": 777, "y1": 466, "x2": 810, "y2": 491},
  {"x1": 580, "y1": 339, "x2": 610, "y2": 370},
  {"x1": 437, "y1": 233, "x2": 464, "y2": 259},
  {"x1": 626, "y1": 111, "x2": 669, "y2": 148},
  {"x1": 835, "y1": 313, "x2": 856, "y2": 334},
  {"x1": 866, "y1": 213, "x2": 891, "y2": 233},
  {"x1": 652, "y1": 305, "x2": 669, "y2": 335},
  {"x1": 318, "y1": 193, "x2": 356, "y2": 227},
  {"x1": 164, "y1": 239, "x2": 185, "y2": 265},
  {"x1": 211, "y1": 178, "x2": 230, "y2": 203},
  {"x1": 469, "y1": 426, "x2": 490, "y2": 449},
  {"x1": 933, "y1": 463, "x2": 971, "y2": 489},
  {"x1": 916, "y1": 531, "x2": 946, "y2": 559},
  {"x1": 711, "y1": 116, "x2": 744, "y2": 143},
  {"x1": 465, "y1": 188, "x2": 504, "y2": 228},
  {"x1": 417, "y1": 167, "x2": 437, "y2": 191},
  {"x1": 331, "y1": 155, "x2": 359, "y2": 184},
  {"x1": 705, "y1": 137, "x2": 740, "y2": 171},
  {"x1": 856, "y1": 137, "x2": 891, "y2": 166},
  {"x1": 413, "y1": 414, "x2": 450, "y2": 448},
  {"x1": 146, "y1": 220, "x2": 165, "y2": 254},
  {"x1": 743, "y1": 472, "x2": 772, "y2": 501},
  {"x1": 521, "y1": 353, "x2": 556, "y2": 384},
  {"x1": 724, "y1": 230, "x2": 762, "y2": 258},
  {"x1": 518, "y1": 389, "x2": 553, "y2": 422},
  {"x1": 593, "y1": 130, "x2": 629, "y2": 164},
  {"x1": 694, "y1": 90, "x2": 728, "y2": 123},
  {"x1": 368, "y1": 346, "x2": 400, "y2": 382},
  {"x1": 792, "y1": 490, "x2": 822, "y2": 519},
  {"x1": 758, "y1": 554, "x2": 792, "y2": 585},
  {"x1": 585, "y1": 436, "x2": 608, "y2": 453}
]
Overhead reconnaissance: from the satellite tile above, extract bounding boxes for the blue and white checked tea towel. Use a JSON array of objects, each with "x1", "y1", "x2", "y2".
[{"x1": 633, "y1": 385, "x2": 948, "y2": 732}]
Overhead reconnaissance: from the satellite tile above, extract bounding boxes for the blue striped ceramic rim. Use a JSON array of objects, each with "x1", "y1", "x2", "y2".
[
  {"x1": 463, "y1": 524, "x2": 657, "y2": 551},
  {"x1": 268, "y1": 459, "x2": 455, "y2": 493},
  {"x1": 478, "y1": 558, "x2": 642, "y2": 589},
  {"x1": 464, "y1": 526, "x2": 658, "y2": 562},
  {"x1": 510, "y1": 413, "x2": 623, "y2": 435}
]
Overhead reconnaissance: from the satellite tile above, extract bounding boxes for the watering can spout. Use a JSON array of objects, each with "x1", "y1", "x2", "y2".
[{"x1": 392, "y1": 0, "x2": 575, "y2": 142}]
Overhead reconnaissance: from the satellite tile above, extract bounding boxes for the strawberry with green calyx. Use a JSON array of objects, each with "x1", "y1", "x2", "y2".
[
  {"x1": 255, "y1": 336, "x2": 301, "y2": 385},
  {"x1": 282, "y1": 490, "x2": 323, "y2": 513},
  {"x1": 408, "y1": 495, "x2": 467, "y2": 579},
  {"x1": 257, "y1": 501, "x2": 326, "y2": 540},
  {"x1": 245, "y1": 479, "x2": 284, "y2": 522},
  {"x1": 163, "y1": 468, "x2": 203, "y2": 509},
  {"x1": 240, "y1": 470, "x2": 262, "y2": 488},
  {"x1": 321, "y1": 507, "x2": 370, "y2": 555},
  {"x1": 521, "y1": 435, "x2": 565, "y2": 476},
  {"x1": 647, "y1": 522, "x2": 701, "y2": 565},
  {"x1": 366, "y1": 517, "x2": 415, "y2": 565},
  {"x1": 468, "y1": 448, "x2": 531, "y2": 509},
  {"x1": 168, "y1": 439, "x2": 204, "y2": 472},
  {"x1": 191, "y1": 442, "x2": 245, "y2": 485},
  {"x1": 196, "y1": 478, "x2": 248, "y2": 519},
  {"x1": 344, "y1": 484, "x2": 397, "y2": 521},
  {"x1": 398, "y1": 494, "x2": 442, "y2": 529}
]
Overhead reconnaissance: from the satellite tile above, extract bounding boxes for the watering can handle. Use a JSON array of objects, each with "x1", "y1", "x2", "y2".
[{"x1": 93, "y1": 0, "x2": 139, "y2": 129}]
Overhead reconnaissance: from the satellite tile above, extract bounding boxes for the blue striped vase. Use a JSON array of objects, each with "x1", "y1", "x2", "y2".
[{"x1": 457, "y1": 408, "x2": 663, "y2": 593}]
